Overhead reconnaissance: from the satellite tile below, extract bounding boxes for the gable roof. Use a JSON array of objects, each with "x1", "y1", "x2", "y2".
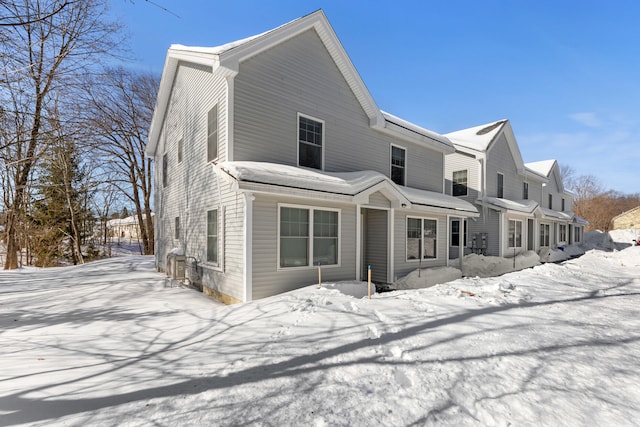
[
  {"x1": 444, "y1": 119, "x2": 527, "y2": 174},
  {"x1": 146, "y1": 10, "x2": 452, "y2": 157},
  {"x1": 525, "y1": 159, "x2": 567, "y2": 193},
  {"x1": 611, "y1": 205, "x2": 640, "y2": 222},
  {"x1": 525, "y1": 159, "x2": 556, "y2": 177},
  {"x1": 444, "y1": 120, "x2": 507, "y2": 152}
]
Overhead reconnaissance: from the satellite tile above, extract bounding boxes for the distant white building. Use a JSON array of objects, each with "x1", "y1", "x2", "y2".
[{"x1": 107, "y1": 213, "x2": 154, "y2": 239}]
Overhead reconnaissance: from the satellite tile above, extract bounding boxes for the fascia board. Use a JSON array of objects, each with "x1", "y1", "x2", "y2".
[
  {"x1": 377, "y1": 122, "x2": 455, "y2": 154},
  {"x1": 146, "y1": 51, "x2": 218, "y2": 158}
]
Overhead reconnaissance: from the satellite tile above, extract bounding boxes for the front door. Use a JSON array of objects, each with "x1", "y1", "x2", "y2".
[
  {"x1": 361, "y1": 208, "x2": 388, "y2": 283},
  {"x1": 527, "y1": 219, "x2": 534, "y2": 251}
]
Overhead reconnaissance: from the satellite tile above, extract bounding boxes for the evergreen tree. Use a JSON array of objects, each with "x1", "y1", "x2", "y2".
[{"x1": 31, "y1": 134, "x2": 93, "y2": 266}]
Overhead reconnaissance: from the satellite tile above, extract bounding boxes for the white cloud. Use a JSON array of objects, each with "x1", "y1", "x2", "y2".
[{"x1": 569, "y1": 112, "x2": 603, "y2": 127}]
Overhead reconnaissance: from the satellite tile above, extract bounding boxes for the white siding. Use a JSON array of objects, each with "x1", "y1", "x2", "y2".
[{"x1": 155, "y1": 62, "x2": 245, "y2": 302}]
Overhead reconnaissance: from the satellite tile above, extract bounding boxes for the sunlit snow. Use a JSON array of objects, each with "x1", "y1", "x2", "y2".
[{"x1": 1, "y1": 231, "x2": 639, "y2": 426}]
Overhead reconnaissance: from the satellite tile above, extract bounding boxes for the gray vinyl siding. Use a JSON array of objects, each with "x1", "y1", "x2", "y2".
[
  {"x1": 467, "y1": 207, "x2": 501, "y2": 257},
  {"x1": 367, "y1": 192, "x2": 391, "y2": 209},
  {"x1": 393, "y1": 211, "x2": 448, "y2": 280},
  {"x1": 233, "y1": 28, "x2": 444, "y2": 192},
  {"x1": 251, "y1": 194, "x2": 357, "y2": 300},
  {"x1": 444, "y1": 151, "x2": 480, "y2": 202},
  {"x1": 154, "y1": 62, "x2": 245, "y2": 301},
  {"x1": 486, "y1": 134, "x2": 521, "y2": 200}
]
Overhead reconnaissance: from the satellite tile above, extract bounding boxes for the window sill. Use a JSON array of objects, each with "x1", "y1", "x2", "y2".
[{"x1": 277, "y1": 263, "x2": 340, "y2": 272}]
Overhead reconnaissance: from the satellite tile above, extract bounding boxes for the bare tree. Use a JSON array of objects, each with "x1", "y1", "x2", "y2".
[
  {"x1": 82, "y1": 67, "x2": 158, "y2": 255},
  {"x1": 0, "y1": 0, "x2": 123, "y2": 269},
  {"x1": 559, "y1": 163, "x2": 576, "y2": 192}
]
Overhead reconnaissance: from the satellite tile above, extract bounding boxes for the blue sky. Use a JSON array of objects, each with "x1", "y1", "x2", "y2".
[{"x1": 111, "y1": 0, "x2": 640, "y2": 194}]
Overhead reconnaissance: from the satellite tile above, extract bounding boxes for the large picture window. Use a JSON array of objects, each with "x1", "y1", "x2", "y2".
[
  {"x1": 391, "y1": 145, "x2": 406, "y2": 186},
  {"x1": 298, "y1": 115, "x2": 323, "y2": 170},
  {"x1": 452, "y1": 170, "x2": 468, "y2": 196},
  {"x1": 407, "y1": 217, "x2": 438, "y2": 261},
  {"x1": 207, "y1": 209, "x2": 218, "y2": 264},
  {"x1": 508, "y1": 219, "x2": 522, "y2": 248},
  {"x1": 279, "y1": 206, "x2": 339, "y2": 268}
]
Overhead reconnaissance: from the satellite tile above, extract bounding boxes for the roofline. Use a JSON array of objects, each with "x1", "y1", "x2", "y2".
[{"x1": 146, "y1": 10, "x2": 389, "y2": 158}]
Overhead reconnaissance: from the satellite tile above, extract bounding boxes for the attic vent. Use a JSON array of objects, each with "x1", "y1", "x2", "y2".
[{"x1": 476, "y1": 120, "x2": 506, "y2": 136}]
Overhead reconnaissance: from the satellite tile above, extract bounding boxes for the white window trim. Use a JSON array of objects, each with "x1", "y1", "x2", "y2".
[
  {"x1": 406, "y1": 215, "x2": 439, "y2": 262},
  {"x1": 277, "y1": 203, "x2": 341, "y2": 271},
  {"x1": 390, "y1": 143, "x2": 407, "y2": 186},
  {"x1": 452, "y1": 169, "x2": 469, "y2": 197},
  {"x1": 297, "y1": 113, "x2": 325, "y2": 171},
  {"x1": 540, "y1": 222, "x2": 551, "y2": 247},
  {"x1": 205, "y1": 207, "x2": 224, "y2": 271},
  {"x1": 559, "y1": 223, "x2": 567, "y2": 243},
  {"x1": 450, "y1": 219, "x2": 468, "y2": 247},
  {"x1": 507, "y1": 219, "x2": 523, "y2": 248},
  {"x1": 497, "y1": 172, "x2": 504, "y2": 198}
]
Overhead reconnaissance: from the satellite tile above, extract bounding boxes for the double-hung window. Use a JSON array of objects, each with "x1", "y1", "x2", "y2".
[
  {"x1": 207, "y1": 105, "x2": 218, "y2": 162},
  {"x1": 559, "y1": 224, "x2": 567, "y2": 242},
  {"x1": 508, "y1": 219, "x2": 522, "y2": 248},
  {"x1": 279, "y1": 205, "x2": 339, "y2": 268},
  {"x1": 540, "y1": 223, "x2": 550, "y2": 247},
  {"x1": 452, "y1": 170, "x2": 468, "y2": 196},
  {"x1": 497, "y1": 173, "x2": 504, "y2": 198},
  {"x1": 574, "y1": 226, "x2": 582, "y2": 243},
  {"x1": 391, "y1": 145, "x2": 406, "y2": 186},
  {"x1": 451, "y1": 219, "x2": 468, "y2": 247},
  {"x1": 298, "y1": 115, "x2": 323, "y2": 170},
  {"x1": 407, "y1": 217, "x2": 438, "y2": 260},
  {"x1": 207, "y1": 209, "x2": 218, "y2": 264}
]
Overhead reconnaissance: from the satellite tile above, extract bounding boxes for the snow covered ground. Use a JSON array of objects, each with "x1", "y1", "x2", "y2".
[{"x1": 1, "y1": 235, "x2": 640, "y2": 426}]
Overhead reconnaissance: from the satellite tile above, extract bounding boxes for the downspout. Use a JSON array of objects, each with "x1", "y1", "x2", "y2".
[{"x1": 355, "y1": 204, "x2": 362, "y2": 281}]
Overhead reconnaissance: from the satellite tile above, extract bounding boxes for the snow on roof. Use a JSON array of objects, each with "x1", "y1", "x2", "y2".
[
  {"x1": 218, "y1": 162, "x2": 477, "y2": 213},
  {"x1": 444, "y1": 120, "x2": 507, "y2": 151},
  {"x1": 480, "y1": 197, "x2": 538, "y2": 213},
  {"x1": 219, "y1": 162, "x2": 387, "y2": 196},
  {"x1": 107, "y1": 213, "x2": 154, "y2": 227},
  {"x1": 169, "y1": 23, "x2": 279, "y2": 56},
  {"x1": 525, "y1": 160, "x2": 556, "y2": 177},
  {"x1": 539, "y1": 207, "x2": 572, "y2": 221},
  {"x1": 400, "y1": 186, "x2": 477, "y2": 213},
  {"x1": 380, "y1": 111, "x2": 452, "y2": 148}
]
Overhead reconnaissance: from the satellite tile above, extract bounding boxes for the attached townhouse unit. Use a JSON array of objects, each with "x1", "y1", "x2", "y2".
[
  {"x1": 145, "y1": 10, "x2": 478, "y2": 303},
  {"x1": 443, "y1": 120, "x2": 586, "y2": 259}
]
